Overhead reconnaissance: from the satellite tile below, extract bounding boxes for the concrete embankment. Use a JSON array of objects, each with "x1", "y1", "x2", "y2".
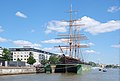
[{"x1": 0, "y1": 67, "x2": 36, "y2": 75}]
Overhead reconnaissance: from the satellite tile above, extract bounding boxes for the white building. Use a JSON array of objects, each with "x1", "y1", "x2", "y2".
[
  {"x1": 0, "y1": 47, "x2": 3, "y2": 57},
  {"x1": 9, "y1": 47, "x2": 56, "y2": 64}
]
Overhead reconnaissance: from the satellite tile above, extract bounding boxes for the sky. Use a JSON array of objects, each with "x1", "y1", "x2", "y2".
[{"x1": 0, "y1": 0, "x2": 120, "y2": 64}]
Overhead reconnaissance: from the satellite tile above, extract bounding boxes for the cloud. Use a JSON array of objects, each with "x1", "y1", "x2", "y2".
[
  {"x1": 42, "y1": 47, "x2": 53, "y2": 51},
  {"x1": 15, "y1": 11, "x2": 27, "y2": 18},
  {"x1": 0, "y1": 37, "x2": 8, "y2": 42},
  {"x1": 0, "y1": 26, "x2": 4, "y2": 33},
  {"x1": 44, "y1": 16, "x2": 120, "y2": 35},
  {"x1": 107, "y1": 6, "x2": 120, "y2": 13},
  {"x1": 88, "y1": 42, "x2": 95, "y2": 46},
  {"x1": 42, "y1": 39, "x2": 94, "y2": 49},
  {"x1": 111, "y1": 44, "x2": 120, "y2": 48},
  {"x1": 13, "y1": 40, "x2": 41, "y2": 47},
  {"x1": 83, "y1": 50, "x2": 97, "y2": 54},
  {"x1": 41, "y1": 39, "x2": 68, "y2": 44},
  {"x1": 42, "y1": 47, "x2": 61, "y2": 53},
  {"x1": 79, "y1": 43, "x2": 94, "y2": 47},
  {"x1": 45, "y1": 20, "x2": 68, "y2": 34},
  {"x1": 77, "y1": 16, "x2": 120, "y2": 35},
  {"x1": 31, "y1": 29, "x2": 35, "y2": 33}
]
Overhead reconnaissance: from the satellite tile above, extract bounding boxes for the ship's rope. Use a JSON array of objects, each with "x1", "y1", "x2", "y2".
[{"x1": 80, "y1": 49, "x2": 84, "y2": 61}]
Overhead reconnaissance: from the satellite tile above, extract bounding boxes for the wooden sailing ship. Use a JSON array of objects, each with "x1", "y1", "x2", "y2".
[
  {"x1": 44, "y1": 4, "x2": 92, "y2": 74},
  {"x1": 52, "y1": 5, "x2": 91, "y2": 74}
]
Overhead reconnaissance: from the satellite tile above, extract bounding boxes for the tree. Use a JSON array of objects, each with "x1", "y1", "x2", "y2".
[
  {"x1": 2, "y1": 48, "x2": 11, "y2": 61},
  {"x1": 49, "y1": 55, "x2": 59, "y2": 64},
  {"x1": 27, "y1": 56, "x2": 36, "y2": 65},
  {"x1": 89, "y1": 61, "x2": 96, "y2": 67},
  {"x1": 41, "y1": 59, "x2": 49, "y2": 65}
]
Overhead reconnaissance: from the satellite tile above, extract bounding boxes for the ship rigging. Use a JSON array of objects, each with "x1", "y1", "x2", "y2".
[{"x1": 54, "y1": 5, "x2": 89, "y2": 63}]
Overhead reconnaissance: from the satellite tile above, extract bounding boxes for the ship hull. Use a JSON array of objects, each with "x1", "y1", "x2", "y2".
[
  {"x1": 45, "y1": 54, "x2": 92, "y2": 74},
  {"x1": 54, "y1": 64, "x2": 91, "y2": 74}
]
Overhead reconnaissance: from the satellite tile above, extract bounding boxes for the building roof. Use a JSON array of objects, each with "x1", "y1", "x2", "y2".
[{"x1": 9, "y1": 47, "x2": 56, "y2": 55}]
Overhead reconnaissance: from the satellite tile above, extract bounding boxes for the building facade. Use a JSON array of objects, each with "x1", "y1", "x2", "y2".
[
  {"x1": 0, "y1": 47, "x2": 3, "y2": 57},
  {"x1": 9, "y1": 47, "x2": 56, "y2": 64},
  {"x1": 0, "y1": 47, "x2": 5, "y2": 66}
]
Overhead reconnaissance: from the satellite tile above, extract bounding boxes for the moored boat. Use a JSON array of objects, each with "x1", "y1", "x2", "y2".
[
  {"x1": 54, "y1": 54, "x2": 91, "y2": 74},
  {"x1": 47, "y1": 3, "x2": 92, "y2": 74}
]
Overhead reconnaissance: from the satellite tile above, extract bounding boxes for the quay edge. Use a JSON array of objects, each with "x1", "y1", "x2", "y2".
[{"x1": 0, "y1": 67, "x2": 36, "y2": 75}]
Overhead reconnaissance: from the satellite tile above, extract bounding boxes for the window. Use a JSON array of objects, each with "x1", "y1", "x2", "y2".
[{"x1": 16, "y1": 49, "x2": 20, "y2": 51}]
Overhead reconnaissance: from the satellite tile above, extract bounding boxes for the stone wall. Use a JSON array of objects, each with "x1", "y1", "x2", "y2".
[{"x1": 0, "y1": 67, "x2": 36, "y2": 75}]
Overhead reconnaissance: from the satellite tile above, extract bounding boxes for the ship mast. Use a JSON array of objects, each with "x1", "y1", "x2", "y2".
[
  {"x1": 69, "y1": 4, "x2": 73, "y2": 57},
  {"x1": 55, "y1": 4, "x2": 89, "y2": 61}
]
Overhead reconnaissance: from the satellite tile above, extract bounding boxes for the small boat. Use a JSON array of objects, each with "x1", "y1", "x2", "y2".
[
  {"x1": 99, "y1": 68, "x2": 102, "y2": 71},
  {"x1": 103, "y1": 68, "x2": 107, "y2": 72},
  {"x1": 98, "y1": 67, "x2": 107, "y2": 72}
]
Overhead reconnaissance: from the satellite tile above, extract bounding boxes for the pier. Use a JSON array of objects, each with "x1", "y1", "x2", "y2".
[{"x1": 0, "y1": 67, "x2": 36, "y2": 75}]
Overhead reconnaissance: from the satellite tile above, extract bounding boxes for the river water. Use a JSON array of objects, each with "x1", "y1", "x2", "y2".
[{"x1": 0, "y1": 68, "x2": 119, "y2": 81}]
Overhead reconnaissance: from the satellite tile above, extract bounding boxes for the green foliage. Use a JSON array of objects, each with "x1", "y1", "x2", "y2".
[
  {"x1": 89, "y1": 61, "x2": 97, "y2": 67},
  {"x1": 106, "y1": 64, "x2": 120, "y2": 68},
  {"x1": 41, "y1": 59, "x2": 49, "y2": 65},
  {"x1": 2, "y1": 48, "x2": 11, "y2": 61},
  {"x1": 49, "y1": 55, "x2": 59, "y2": 64},
  {"x1": 27, "y1": 56, "x2": 36, "y2": 65},
  {"x1": 59, "y1": 56, "x2": 65, "y2": 63}
]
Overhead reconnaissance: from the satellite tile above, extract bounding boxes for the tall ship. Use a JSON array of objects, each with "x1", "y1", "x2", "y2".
[{"x1": 45, "y1": 4, "x2": 91, "y2": 74}]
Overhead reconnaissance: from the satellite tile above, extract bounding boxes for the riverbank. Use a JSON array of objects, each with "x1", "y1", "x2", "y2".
[{"x1": 0, "y1": 66, "x2": 36, "y2": 75}]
